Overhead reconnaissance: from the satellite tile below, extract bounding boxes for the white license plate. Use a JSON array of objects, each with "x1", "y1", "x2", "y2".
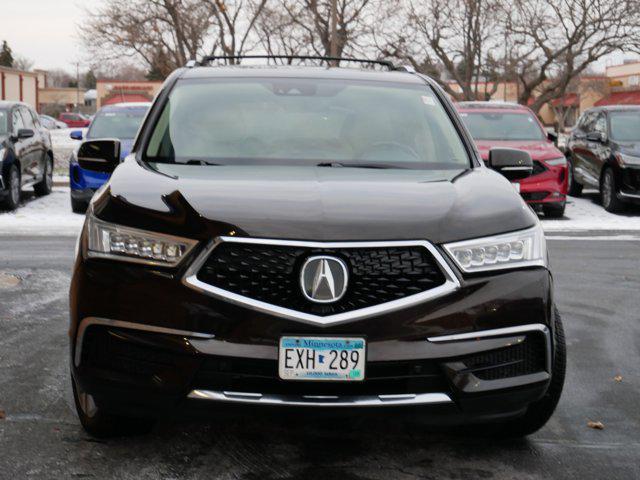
[
  {"x1": 278, "y1": 336, "x2": 366, "y2": 382},
  {"x1": 512, "y1": 182, "x2": 521, "y2": 192}
]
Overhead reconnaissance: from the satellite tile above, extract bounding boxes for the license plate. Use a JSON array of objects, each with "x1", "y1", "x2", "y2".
[
  {"x1": 278, "y1": 336, "x2": 366, "y2": 381},
  {"x1": 512, "y1": 182, "x2": 521, "y2": 192}
]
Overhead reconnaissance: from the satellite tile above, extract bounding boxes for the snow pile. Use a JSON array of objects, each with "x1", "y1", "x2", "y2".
[
  {"x1": 541, "y1": 193, "x2": 640, "y2": 232},
  {"x1": 0, "y1": 188, "x2": 84, "y2": 236},
  {"x1": 49, "y1": 128, "x2": 84, "y2": 174}
]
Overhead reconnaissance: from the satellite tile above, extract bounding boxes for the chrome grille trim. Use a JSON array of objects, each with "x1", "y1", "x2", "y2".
[
  {"x1": 188, "y1": 389, "x2": 453, "y2": 407},
  {"x1": 182, "y1": 236, "x2": 461, "y2": 326}
]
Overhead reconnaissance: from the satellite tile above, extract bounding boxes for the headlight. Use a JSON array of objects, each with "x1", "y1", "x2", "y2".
[
  {"x1": 86, "y1": 214, "x2": 198, "y2": 267},
  {"x1": 545, "y1": 157, "x2": 567, "y2": 167},
  {"x1": 616, "y1": 153, "x2": 640, "y2": 167},
  {"x1": 444, "y1": 225, "x2": 547, "y2": 273}
]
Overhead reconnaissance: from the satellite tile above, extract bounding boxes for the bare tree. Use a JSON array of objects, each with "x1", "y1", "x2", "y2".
[
  {"x1": 258, "y1": 0, "x2": 394, "y2": 62},
  {"x1": 507, "y1": 0, "x2": 640, "y2": 113},
  {"x1": 13, "y1": 55, "x2": 34, "y2": 72},
  {"x1": 80, "y1": 0, "x2": 215, "y2": 77},
  {"x1": 207, "y1": 0, "x2": 269, "y2": 64},
  {"x1": 80, "y1": 0, "x2": 270, "y2": 75},
  {"x1": 380, "y1": 0, "x2": 504, "y2": 100}
]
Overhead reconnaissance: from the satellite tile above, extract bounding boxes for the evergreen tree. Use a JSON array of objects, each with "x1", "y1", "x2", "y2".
[
  {"x1": 0, "y1": 41, "x2": 14, "y2": 68},
  {"x1": 84, "y1": 70, "x2": 97, "y2": 89}
]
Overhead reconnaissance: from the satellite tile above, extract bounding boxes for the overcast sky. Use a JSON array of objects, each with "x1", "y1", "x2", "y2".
[
  {"x1": 1, "y1": 0, "x2": 100, "y2": 72},
  {"x1": 1, "y1": 0, "x2": 637, "y2": 74}
]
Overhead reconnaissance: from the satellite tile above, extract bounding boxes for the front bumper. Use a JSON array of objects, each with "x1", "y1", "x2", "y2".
[
  {"x1": 70, "y1": 241, "x2": 555, "y2": 423},
  {"x1": 516, "y1": 163, "x2": 567, "y2": 205}
]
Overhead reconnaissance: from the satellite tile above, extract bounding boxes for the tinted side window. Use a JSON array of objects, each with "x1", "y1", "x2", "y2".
[
  {"x1": 20, "y1": 107, "x2": 35, "y2": 129},
  {"x1": 594, "y1": 113, "x2": 606, "y2": 135},
  {"x1": 12, "y1": 109, "x2": 25, "y2": 132},
  {"x1": 28, "y1": 108, "x2": 41, "y2": 128}
]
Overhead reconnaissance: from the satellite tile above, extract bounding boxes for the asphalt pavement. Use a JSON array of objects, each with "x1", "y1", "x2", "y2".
[{"x1": 0, "y1": 235, "x2": 638, "y2": 480}]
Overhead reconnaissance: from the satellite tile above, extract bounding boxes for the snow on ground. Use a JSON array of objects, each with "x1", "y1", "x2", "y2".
[
  {"x1": 541, "y1": 191, "x2": 640, "y2": 232},
  {"x1": 49, "y1": 128, "x2": 85, "y2": 174},
  {"x1": 1, "y1": 186, "x2": 639, "y2": 237},
  {"x1": 0, "y1": 188, "x2": 84, "y2": 236}
]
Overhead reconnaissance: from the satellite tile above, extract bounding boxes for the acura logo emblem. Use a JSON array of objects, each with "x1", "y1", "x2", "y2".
[{"x1": 300, "y1": 256, "x2": 349, "y2": 303}]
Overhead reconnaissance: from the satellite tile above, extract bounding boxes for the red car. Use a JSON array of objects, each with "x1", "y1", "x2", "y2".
[
  {"x1": 457, "y1": 102, "x2": 568, "y2": 217},
  {"x1": 58, "y1": 112, "x2": 90, "y2": 128}
]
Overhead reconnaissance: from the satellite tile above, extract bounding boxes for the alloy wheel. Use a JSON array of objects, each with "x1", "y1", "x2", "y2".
[
  {"x1": 9, "y1": 169, "x2": 20, "y2": 205},
  {"x1": 602, "y1": 171, "x2": 613, "y2": 208}
]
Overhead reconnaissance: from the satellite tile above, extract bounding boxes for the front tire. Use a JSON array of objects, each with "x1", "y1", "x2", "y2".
[
  {"x1": 601, "y1": 168, "x2": 624, "y2": 213},
  {"x1": 567, "y1": 157, "x2": 583, "y2": 197},
  {"x1": 34, "y1": 155, "x2": 53, "y2": 197},
  {"x1": 493, "y1": 307, "x2": 566, "y2": 437},
  {"x1": 71, "y1": 374, "x2": 156, "y2": 438},
  {"x1": 71, "y1": 196, "x2": 89, "y2": 214},
  {"x1": 543, "y1": 202, "x2": 565, "y2": 218},
  {"x1": 1, "y1": 165, "x2": 21, "y2": 211}
]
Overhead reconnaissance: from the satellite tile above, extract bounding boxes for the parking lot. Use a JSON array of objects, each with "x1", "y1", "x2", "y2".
[
  {"x1": 0, "y1": 189, "x2": 639, "y2": 479},
  {"x1": 0, "y1": 234, "x2": 638, "y2": 479}
]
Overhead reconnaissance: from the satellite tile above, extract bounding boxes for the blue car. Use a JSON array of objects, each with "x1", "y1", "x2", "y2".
[{"x1": 69, "y1": 102, "x2": 151, "y2": 212}]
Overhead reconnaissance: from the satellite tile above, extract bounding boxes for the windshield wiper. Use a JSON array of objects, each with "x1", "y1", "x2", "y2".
[
  {"x1": 183, "y1": 159, "x2": 222, "y2": 166},
  {"x1": 316, "y1": 162, "x2": 397, "y2": 169}
]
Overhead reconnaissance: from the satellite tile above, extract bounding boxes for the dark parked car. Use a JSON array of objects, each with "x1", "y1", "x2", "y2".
[
  {"x1": 0, "y1": 101, "x2": 54, "y2": 210},
  {"x1": 567, "y1": 105, "x2": 640, "y2": 212},
  {"x1": 70, "y1": 57, "x2": 565, "y2": 439},
  {"x1": 457, "y1": 102, "x2": 568, "y2": 218},
  {"x1": 59, "y1": 112, "x2": 90, "y2": 128}
]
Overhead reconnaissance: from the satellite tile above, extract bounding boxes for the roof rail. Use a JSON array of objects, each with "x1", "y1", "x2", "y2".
[{"x1": 193, "y1": 55, "x2": 397, "y2": 71}]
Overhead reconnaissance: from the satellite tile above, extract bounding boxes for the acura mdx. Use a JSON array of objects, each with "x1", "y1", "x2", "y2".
[{"x1": 69, "y1": 57, "x2": 565, "y2": 438}]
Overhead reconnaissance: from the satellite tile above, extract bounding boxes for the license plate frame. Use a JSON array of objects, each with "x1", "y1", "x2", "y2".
[{"x1": 278, "y1": 336, "x2": 366, "y2": 382}]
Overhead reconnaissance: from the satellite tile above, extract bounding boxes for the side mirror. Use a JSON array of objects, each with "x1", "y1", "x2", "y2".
[
  {"x1": 77, "y1": 139, "x2": 121, "y2": 173},
  {"x1": 547, "y1": 131, "x2": 558, "y2": 145},
  {"x1": 70, "y1": 130, "x2": 83, "y2": 141},
  {"x1": 586, "y1": 131, "x2": 605, "y2": 143},
  {"x1": 488, "y1": 148, "x2": 533, "y2": 181},
  {"x1": 17, "y1": 128, "x2": 35, "y2": 139}
]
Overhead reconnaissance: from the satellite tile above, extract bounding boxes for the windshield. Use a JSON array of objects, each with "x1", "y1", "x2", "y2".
[
  {"x1": 609, "y1": 111, "x2": 640, "y2": 142},
  {"x1": 460, "y1": 111, "x2": 545, "y2": 141},
  {"x1": 88, "y1": 108, "x2": 148, "y2": 140},
  {"x1": 144, "y1": 78, "x2": 470, "y2": 170},
  {"x1": 0, "y1": 110, "x2": 8, "y2": 135}
]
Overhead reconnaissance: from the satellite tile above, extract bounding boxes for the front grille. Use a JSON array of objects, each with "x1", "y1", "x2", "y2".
[
  {"x1": 196, "y1": 243, "x2": 447, "y2": 316},
  {"x1": 193, "y1": 356, "x2": 449, "y2": 396},
  {"x1": 622, "y1": 168, "x2": 640, "y2": 192},
  {"x1": 458, "y1": 334, "x2": 546, "y2": 381},
  {"x1": 521, "y1": 191, "x2": 549, "y2": 201}
]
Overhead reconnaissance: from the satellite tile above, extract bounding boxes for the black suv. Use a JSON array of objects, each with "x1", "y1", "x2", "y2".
[
  {"x1": 567, "y1": 105, "x2": 640, "y2": 212},
  {"x1": 69, "y1": 57, "x2": 565, "y2": 438},
  {"x1": 0, "y1": 101, "x2": 54, "y2": 210}
]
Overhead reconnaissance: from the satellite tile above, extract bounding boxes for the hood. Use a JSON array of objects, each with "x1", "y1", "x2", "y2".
[
  {"x1": 614, "y1": 141, "x2": 640, "y2": 157},
  {"x1": 474, "y1": 140, "x2": 562, "y2": 162},
  {"x1": 95, "y1": 160, "x2": 537, "y2": 245}
]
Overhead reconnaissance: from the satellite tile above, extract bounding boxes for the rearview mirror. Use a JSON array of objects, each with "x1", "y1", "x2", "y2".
[
  {"x1": 70, "y1": 130, "x2": 83, "y2": 141},
  {"x1": 77, "y1": 139, "x2": 121, "y2": 173},
  {"x1": 488, "y1": 148, "x2": 533, "y2": 181},
  {"x1": 17, "y1": 128, "x2": 34, "y2": 139}
]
